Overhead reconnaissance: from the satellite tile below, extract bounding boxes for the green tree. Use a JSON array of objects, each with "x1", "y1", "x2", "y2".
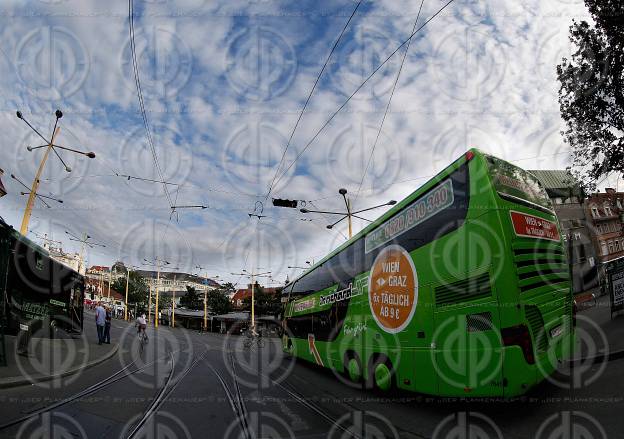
[
  {"x1": 180, "y1": 285, "x2": 202, "y2": 310},
  {"x1": 207, "y1": 289, "x2": 232, "y2": 315},
  {"x1": 112, "y1": 271, "x2": 149, "y2": 306},
  {"x1": 557, "y1": 1, "x2": 624, "y2": 189},
  {"x1": 242, "y1": 283, "x2": 283, "y2": 317}
]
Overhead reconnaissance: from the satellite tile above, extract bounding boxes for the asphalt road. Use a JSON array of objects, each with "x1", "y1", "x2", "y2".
[{"x1": 0, "y1": 317, "x2": 622, "y2": 439}]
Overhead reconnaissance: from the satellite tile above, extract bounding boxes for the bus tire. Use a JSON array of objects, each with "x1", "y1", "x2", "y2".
[
  {"x1": 369, "y1": 355, "x2": 394, "y2": 392},
  {"x1": 344, "y1": 352, "x2": 362, "y2": 383}
]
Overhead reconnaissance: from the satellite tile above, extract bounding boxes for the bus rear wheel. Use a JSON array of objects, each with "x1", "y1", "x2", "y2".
[
  {"x1": 344, "y1": 353, "x2": 362, "y2": 383},
  {"x1": 369, "y1": 356, "x2": 394, "y2": 391}
]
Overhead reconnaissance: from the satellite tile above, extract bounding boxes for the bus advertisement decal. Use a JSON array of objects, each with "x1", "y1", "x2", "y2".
[
  {"x1": 509, "y1": 210, "x2": 560, "y2": 242},
  {"x1": 365, "y1": 179, "x2": 454, "y2": 254},
  {"x1": 368, "y1": 245, "x2": 418, "y2": 333},
  {"x1": 308, "y1": 334, "x2": 324, "y2": 366}
]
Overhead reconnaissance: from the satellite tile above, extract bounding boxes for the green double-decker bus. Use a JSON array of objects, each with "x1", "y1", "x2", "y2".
[{"x1": 282, "y1": 149, "x2": 575, "y2": 397}]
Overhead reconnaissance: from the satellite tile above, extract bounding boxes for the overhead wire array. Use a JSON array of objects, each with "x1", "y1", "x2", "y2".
[
  {"x1": 353, "y1": 0, "x2": 426, "y2": 204},
  {"x1": 269, "y1": 0, "x2": 457, "y2": 192},
  {"x1": 265, "y1": 0, "x2": 364, "y2": 201},
  {"x1": 128, "y1": 0, "x2": 174, "y2": 209}
]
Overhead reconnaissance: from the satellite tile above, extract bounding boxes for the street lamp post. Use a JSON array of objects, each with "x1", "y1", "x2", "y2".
[
  {"x1": 231, "y1": 269, "x2": 271, "y2": 332},
  {"x1": 300, "y1": 188, "x2": 396, "y2": 239},
  {"x1": 196, "y1": 265, "x2": 210, "y2": 331},
  {"x1": 15, "y1": 110, "x2": 96, "y2": 235},
  {"x1": 144, "y1": 258, "x2": 172, "y2": 328}
]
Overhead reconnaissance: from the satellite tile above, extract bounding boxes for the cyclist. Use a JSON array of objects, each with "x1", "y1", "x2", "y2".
[{"x1": 136, "y1": 314, "x2": 148, "y2": 342}]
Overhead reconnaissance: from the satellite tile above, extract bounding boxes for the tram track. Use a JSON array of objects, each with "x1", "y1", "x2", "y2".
[
  {"x1": 206, "y1": 351, "x2": 251, "y2": 439},
  {"x1": 125, "y1": 348, "x2": 210, "y2": 439},
  {"x1": 0, "y1": 349, "x2": 177, "y2": 431}
]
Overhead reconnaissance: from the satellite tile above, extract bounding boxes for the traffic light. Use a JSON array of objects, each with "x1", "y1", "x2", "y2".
[{"x1": 272, "y1": 198, "x2": 298, "y2": 208}]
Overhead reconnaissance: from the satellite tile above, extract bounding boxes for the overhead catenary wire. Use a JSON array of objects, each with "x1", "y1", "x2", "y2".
[
  {"x1": 265, "y1": 0, "x2": 364, "y2": 200},
  {"x1": 271, "y1": 0, "x2": 457, "y2": 191},
  {"x1": 128, "y1": 0, "x2": 174, "y2": 209},
  {"x1": 354, "y1": 0, "x2": 426, "y2": 204}
]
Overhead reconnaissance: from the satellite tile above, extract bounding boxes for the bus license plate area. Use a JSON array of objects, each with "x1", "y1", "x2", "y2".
[{"x1": 550, "y1": 325, "x2": 563, "y2": 338}]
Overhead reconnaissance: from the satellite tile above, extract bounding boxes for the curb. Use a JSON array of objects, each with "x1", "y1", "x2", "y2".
[{"x1": 0, "y1": 343, "x2": 119, "y2": 389}]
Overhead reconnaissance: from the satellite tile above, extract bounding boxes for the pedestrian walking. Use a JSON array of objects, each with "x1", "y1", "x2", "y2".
[
  {"x1": 104, "y1": 306, "x2": 112, "y2": 344},
  {"x1": 95, "y1": 302, "x2": 106, "y2": 345}
]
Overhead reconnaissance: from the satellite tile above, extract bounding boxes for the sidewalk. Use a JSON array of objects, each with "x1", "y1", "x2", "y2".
[
  {"x1": 574, "y1": 293, "x2": 624, "y2": 361},
  {"x1": 0, "y1": 322, "x2": 118, "y2": 389}
]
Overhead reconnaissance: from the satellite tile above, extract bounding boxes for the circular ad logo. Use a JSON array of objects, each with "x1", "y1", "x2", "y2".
[{"x1": 368, "y1": 245, "x2": 417, "y2": 333}]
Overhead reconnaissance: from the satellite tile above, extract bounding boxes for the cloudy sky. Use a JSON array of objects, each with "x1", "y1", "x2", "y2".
[{"x1": 0, "y1": 0, "x2": 611, "y2": 286}]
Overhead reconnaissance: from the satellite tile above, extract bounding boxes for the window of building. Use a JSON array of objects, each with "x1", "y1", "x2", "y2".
[
  {"x1": 574, "y1": 232, "x2": 581, "y2": 240},
  {"x1": 617, "y1": 199, "x2": 622, "y2": 209},
  {"x1": 604, "y1": 203, "x2": 613, "y2": 216},
  {"x1": 608, "y1": 241, "x2": 614, "y2": 253},
  {"x1": 601, "y1": 241, "x2": 608, "y2": 255},
  {"x1": 591, "y1": 205, "x2": 599, "y2": 218},
  {"x1": 616, "y1": 241, "x2": 621, "y2": 252}
]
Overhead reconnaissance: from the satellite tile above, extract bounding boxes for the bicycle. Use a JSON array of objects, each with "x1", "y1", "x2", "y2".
[
  {"x1": 138, "y1": 329, "x2": 148, "y2": 354},
  {"x1": 243, "y1": 329, "x2": 265, "y2": 350}
]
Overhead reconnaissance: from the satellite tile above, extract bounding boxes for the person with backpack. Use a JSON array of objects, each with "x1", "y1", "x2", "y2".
[{"x1": 103, "y1": 306, "x2": 112, "y2": 344}]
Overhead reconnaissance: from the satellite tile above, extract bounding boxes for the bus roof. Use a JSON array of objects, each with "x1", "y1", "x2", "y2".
[{"x1": 284, "y1": 148, "x2": 481, "y2": 292}]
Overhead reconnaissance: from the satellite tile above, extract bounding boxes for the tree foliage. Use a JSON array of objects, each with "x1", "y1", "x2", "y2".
[
  {"x1": 241, "y1": 283, "x2": 283, "y2": 317},
  {"x1": 180, "y1": 285, "x2": 203, "y2": 310},
  {"x1": 557, "y1": 1, "x2": 624, "y2": 189},
  {"x1": 111, "y1": 271, "x2": 149, "y2": 305},
  {"x1": 207, "y1": 285, "x2": 233, "y2": 316}
]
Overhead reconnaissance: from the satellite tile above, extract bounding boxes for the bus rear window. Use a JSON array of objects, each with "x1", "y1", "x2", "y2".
[{"x1": 485, "y1": 155, "x2": 553, "y2": 214}]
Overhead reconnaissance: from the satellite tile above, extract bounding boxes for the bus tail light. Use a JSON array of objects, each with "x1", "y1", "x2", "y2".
[
  {"x1": 502, "y1": 324, "x2": 535, "y2": 365},
  {"x1": 465, "y1": 150, "x2": 475, "y2": 161}
]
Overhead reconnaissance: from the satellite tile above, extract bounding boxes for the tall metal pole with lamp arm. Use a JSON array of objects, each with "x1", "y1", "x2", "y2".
[
  {"x1": 300, "y1": 188, "x2": 396, "y2": 239},
  {"x1": 15, "y1": 110, "x2": 96, "y2": 235}
]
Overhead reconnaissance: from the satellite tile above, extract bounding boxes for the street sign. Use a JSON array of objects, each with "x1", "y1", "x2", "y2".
[{"x1": 605, "y1": 257, "x2": 624, "y2": 319}]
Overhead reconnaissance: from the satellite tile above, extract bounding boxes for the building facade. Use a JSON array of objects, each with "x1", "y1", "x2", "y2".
[
  {"x1": 585, "y1": 188, "x2": 624, "y2": 263},
  {"x1": 529, "y1": 170, "x2": 599, "y2": 294}
]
